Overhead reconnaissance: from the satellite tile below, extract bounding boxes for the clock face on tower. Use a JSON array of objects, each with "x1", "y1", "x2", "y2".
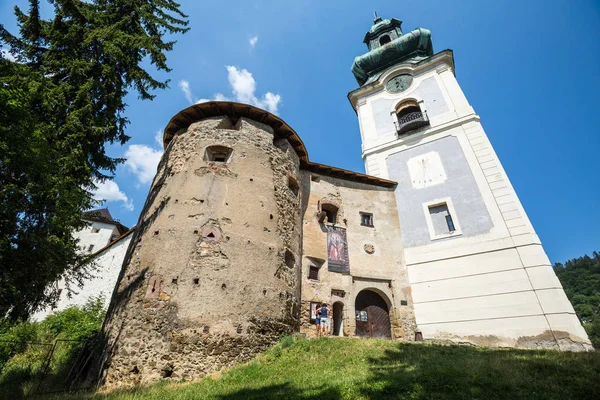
[
  {"x1": 385, "y1": 74, "x2": 413, "y2": 93},
  {"x1": 407, "y1": 151, "x2": 447, "y2": 189}
]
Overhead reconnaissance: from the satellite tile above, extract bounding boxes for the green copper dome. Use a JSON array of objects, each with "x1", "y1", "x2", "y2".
[
  {"x1": 369, "y1": 18, "x2": 391, "y2": 33},
  {"x1": 352, "y1": 16, "x2": 434, "y2": 87}
]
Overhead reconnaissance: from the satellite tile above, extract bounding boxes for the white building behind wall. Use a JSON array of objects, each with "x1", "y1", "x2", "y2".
[
  {"x1": 31, "y1": 209, "x2": 132, "y2": 321},
  {"x1": 348, "y1": 16, "x2": 590, "y2": 350}
]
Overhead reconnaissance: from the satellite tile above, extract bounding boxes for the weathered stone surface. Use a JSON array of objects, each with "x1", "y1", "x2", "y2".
[{"x1": 100, "y1": 116, "x2": 302, "y2": 388}]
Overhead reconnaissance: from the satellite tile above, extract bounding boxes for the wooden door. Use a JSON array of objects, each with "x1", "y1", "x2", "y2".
[{"x1": 355, "y1": 290, "x2": 391, "y2": 339}]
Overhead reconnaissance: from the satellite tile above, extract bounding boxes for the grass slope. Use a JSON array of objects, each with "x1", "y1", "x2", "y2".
[{"x1": 56, "y1": 337, "x2": 599, "y2": 400}]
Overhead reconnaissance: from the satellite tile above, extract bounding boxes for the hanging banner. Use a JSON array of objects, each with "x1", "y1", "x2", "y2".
[{"x1": 326, "y1": 226, "x2": 350, "y2": 273}]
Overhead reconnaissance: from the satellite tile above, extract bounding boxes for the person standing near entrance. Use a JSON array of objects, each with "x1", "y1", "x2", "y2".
[
  {"x1": 319, "y1": 303, "x2": 330, "y2": 336},
  {"x1": 314, "y1": 303, "x2": 321, "y2": 337}
]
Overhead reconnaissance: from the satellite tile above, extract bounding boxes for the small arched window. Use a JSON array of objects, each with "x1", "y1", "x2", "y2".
[
  {"x1": 379, "y1": 35, "x2": 391, "y2": 46},
  {"x1": 205, "y1": 145, "x2": 233, "y2": 163}
]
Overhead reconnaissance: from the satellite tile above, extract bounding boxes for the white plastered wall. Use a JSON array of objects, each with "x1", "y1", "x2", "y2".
[
  {"x1": 31, "y1": 234, "x2": 132, "y2": 321},
  {"x1": 348, "y1": 53, "x2": 591, "y2": 349},
  {"x1": 75, "y1": 220, "x2": 119, "y2": 253}
]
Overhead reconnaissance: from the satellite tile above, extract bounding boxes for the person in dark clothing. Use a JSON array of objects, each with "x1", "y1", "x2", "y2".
[
  {"x1": 314, "y1": 303, "x2": 321, "y2": 336},
  {"x1": 319, "y1": 303, "x2": 330, "y2": 336}
]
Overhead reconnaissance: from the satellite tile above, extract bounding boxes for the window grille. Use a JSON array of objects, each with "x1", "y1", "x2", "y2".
[{"x1": 308, "y1": 266, "x2": 319, "y2": 280}]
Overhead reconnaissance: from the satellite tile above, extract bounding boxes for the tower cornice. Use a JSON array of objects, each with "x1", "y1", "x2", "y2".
[{"x1": 347, "y1": 50, "x2": 455, "y2": 112}]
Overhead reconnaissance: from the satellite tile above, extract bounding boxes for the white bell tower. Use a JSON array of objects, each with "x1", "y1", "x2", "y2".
[{"x1": 347, "y1": 16, "x2": 591, "y2": 350}]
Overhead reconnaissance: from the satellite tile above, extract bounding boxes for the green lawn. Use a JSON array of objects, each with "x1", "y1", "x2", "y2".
[{"x1": 51, "y1": 337, "x2": 599, "y2": 400}]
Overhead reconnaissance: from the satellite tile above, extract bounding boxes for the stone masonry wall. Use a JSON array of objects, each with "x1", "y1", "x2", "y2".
[
  {"x1": 298, "y1": 172, "x2": 417, "y2": 340},
  {"x1": 100, "y1": 116, "x2": 302, "y2": 387}
]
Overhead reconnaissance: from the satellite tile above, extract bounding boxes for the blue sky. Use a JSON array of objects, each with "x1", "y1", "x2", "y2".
[{"x1": 1, "y1": 0, "x2": 599, "y2": 263}]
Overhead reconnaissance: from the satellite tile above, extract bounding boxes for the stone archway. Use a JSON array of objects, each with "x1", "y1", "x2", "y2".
[
  {"x1": 332, "y1": 302, "x2": 344, "y2": 337},
  {"x1": 355, "y1": 289, "x2": 391, "y2": 339}
]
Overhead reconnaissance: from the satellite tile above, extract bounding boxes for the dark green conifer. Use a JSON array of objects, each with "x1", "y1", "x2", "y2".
[{"x1": 0, "y1": 0, "x2": 188, "y2": 320}]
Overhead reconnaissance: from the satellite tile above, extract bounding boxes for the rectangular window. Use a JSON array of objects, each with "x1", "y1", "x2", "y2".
[
  {"x1": 307, "y1": 257, "x2": 324, "y2": 281},
  {"x1": 424, "y1": 199, "x2": 462, "y2": 240},
  {"x1": 360, "y1": 212, "x2": 373, "y2": 227},
  {"x1": 88, "y1": 244, "x2": 95, "y2": 252},
  {"x1": 428, "y1": 203, "x2": 454, "y2": 236}
]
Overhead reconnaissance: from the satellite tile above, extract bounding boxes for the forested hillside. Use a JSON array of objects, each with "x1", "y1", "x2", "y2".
[{"x1": 554, "y1": 251, "x2": 600, "y2": 348}]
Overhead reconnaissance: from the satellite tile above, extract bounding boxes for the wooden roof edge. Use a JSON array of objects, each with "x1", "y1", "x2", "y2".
[
  {"x1": 93, "y1": 227, "x2": 135, "y2": 256},
  {"x1": 302, "y1": 162, "x2": 397, "y2": 188},
  {"x1": 162, "y1": 101, "x2": 309, "y2": 164}
]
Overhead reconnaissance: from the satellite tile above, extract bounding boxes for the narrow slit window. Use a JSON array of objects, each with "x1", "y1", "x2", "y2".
[
  {"x1": 88, "y1": 244, "x2": 95, "y2": 252},
  {"x1": 288, "y1": 175, "x2": 300, "y2": 197}
]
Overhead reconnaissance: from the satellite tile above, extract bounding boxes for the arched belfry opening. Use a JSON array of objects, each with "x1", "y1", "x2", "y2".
[
  {"x1": 394, "y1": 99, "x2": 429, "y2": 136},
  {"x1": 379, "y1": 34, "x2": 391, "y2": 46},
  {"x1": 355, "y1": 289, "x2": 391, "y2": 339}
]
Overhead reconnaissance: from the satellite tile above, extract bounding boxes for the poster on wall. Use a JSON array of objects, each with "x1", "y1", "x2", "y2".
[{"x1": 326, "y1": 226, "x2": 350, "y2": 273}]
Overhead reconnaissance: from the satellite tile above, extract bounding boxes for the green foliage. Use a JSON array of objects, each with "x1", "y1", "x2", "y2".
[
  {"x1": 0, "y1": 0, "x2": 188, "y2": 320},
  {"x1": 45, "y1": 337, "x2": 600, "y2": 400},
  {"x1": 554, "y1": 251, "x2": 600, "y2": 348},
  {"x1": 43, "y1": 295, "x2": 105, "y2": 342},
  {"x1": 0, "y1": 297, "x2": 106, "y2": 398}
]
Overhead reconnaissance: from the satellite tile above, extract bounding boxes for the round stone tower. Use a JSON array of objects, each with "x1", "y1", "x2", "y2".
[{"x1": 100, "y1": 102, "x2": 306, "y2": 387}]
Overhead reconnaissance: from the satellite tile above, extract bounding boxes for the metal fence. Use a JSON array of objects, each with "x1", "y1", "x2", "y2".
[{"x1": 0, "y1": 336, "x2": 100, "y2": 398}]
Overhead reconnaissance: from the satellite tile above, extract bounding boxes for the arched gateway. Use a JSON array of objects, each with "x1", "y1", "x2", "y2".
[{"x1": 355, "y1": 289, "x2": 392, "y2": 338}]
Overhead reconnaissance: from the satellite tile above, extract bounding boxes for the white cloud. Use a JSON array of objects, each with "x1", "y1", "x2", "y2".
[
  {"x1": 213, "y1": 93, "x2": 230, "y2": 101},
  {"x1": 93, "y1": 180, "x2": 133, "y2": 211},
  {"x1": 178, "y1": 79, "x2": 193, "y2": 104},
  {"x1": 225, "y1": 66, "x2": 281, "y2": 114},
  {"x1": 180, "y1": 66, "x2": 281, "y2": 114},
  {"x1": 249, "y1": 36, "x2": 258, "y2": 48},
  {"x1": 262, "y1": 92, "x2": 282, "y2": 115},
  {"x1": 154, "y1": 129, "x2": 163, "y2": 147},
  {"x1": 226, "y1": 66, "x2": 256, "y2": 104},
  {"x1": 124, "y1": 144, "x2": 163, "y2": 185},
  {"x1": 1, "y1": 49, "x2": 16, "y2": 62}
]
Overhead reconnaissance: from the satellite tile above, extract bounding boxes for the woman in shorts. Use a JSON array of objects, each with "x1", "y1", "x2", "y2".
[
  {"x1": 314, "y1": 303, "x2": 321, "y2": 336},
  {"x1": 319, "y1": 303, "x2": 330, "y2": 336}
]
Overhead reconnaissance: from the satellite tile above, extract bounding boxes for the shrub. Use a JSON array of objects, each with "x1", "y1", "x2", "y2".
[{"x1": 0, "y1": 296, "x2": 106, "y2": 397}]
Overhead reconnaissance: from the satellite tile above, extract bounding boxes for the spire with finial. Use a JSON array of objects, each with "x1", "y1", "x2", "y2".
[{"x1": 373, "y1": 11, "x2": 382, "y2": 24}]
